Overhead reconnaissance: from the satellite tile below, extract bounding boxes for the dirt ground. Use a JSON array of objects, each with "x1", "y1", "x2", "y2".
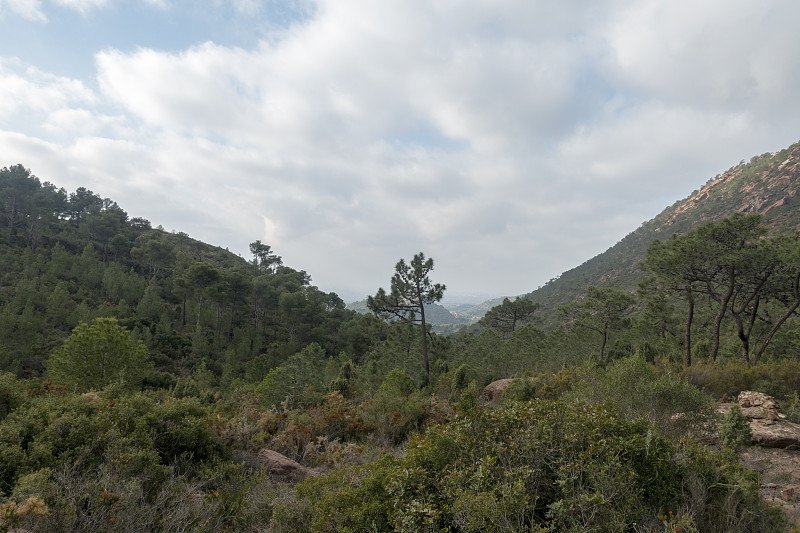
[{"x1": 738, "y1": 446, "x2": 800, "y2": 528}]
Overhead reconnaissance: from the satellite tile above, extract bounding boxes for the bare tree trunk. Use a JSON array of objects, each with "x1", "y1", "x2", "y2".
[
  {"x1": 754, "y1": 270, "x2": 800, "y2": 364},
  {"x1": 420, "y1": 299, "x2": 429, "y2": 378},
  {"x1": 684, "y1": 290, "x2": 694, "y2": 367},
  {"x1": 709, "y1": 269, "x2": 735, "y2": 361}
]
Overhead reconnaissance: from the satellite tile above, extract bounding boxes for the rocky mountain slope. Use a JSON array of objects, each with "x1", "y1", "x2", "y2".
[{"x1": 525, "y1": 139, "x2": 800, "y2": 318}]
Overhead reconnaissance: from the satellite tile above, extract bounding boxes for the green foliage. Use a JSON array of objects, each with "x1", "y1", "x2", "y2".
[
  {"x1": 559, "y1": 286, "x2": 635, "y2": 362},
  {"x1": 363, "y1": 370, "x2": 429, "y2": 445},
  {"x1": 278, "y1": 399, "x2": 783, "y2": 532},
  {"x1": 368, "y1": 252, "x2": 446, "y2": 377},
  {"x1": 5, "y1": 157, "x2": 800, "y2": 529},
  {"x1": 0, "y1": 373, "x2": 23, "y2": 422},
  {"x1": 279, "y1": 454, "x2": 397, "y2": 532},
  {"x1": 255, "y1": 343, "x2": 329, "y2": 408},
  {"x1": 568, "y1": 355, "x2": 715, "y2": 441},
  {"x1": 720, "y1": 405, "x2": 752, "y2": 452},
  {"x1": 47, "y1": 318, "x2": 152, "y2": 392},
  {"x1": 479, "y1": 297, "x2": 539, "y2": 336},
  {"x1": 684, "y1": 359, "x2": 800, "y2": 400}
]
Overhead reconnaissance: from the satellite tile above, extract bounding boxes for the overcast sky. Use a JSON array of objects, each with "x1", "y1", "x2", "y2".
[{"x1": 2, "y1": 0, "x2": 799, "y2": 303}]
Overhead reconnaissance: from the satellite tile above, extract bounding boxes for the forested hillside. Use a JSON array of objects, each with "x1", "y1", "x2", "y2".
[
  {"x1": 2, "y1": 153, "x2": 800, "y2": 531},
  {"x1": 526, "y1": 140, "x2": 800, "y2": 319},
  {"x1": 0, "y1": 163, "x2": 378, "y2": 384}
]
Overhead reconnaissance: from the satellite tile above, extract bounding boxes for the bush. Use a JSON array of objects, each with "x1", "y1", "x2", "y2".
[
  {"x1": 46, "y1": 318, "x2": 152, "y2": 392},
  {"x1": 502, "y1": 366, "x2": 579, "y2": 402},
  {"x1": 0, "y1": 373, "x2": 23, "y2": 422},
  {"x1": 0, "y1": 389, "x2": 222, "y2": 499},
  {"x1": 720, "y1": 405, "x2": 752, "y2": 452},
  {"x1": 568, "y1": 355, "x2": 715, "y2": 441},
  {"x1": 276, "y1": 399, "x2": 784, "y2": 533},
  {"x1": 684, "y1": 359, "x2": 800, "y2": 401}
]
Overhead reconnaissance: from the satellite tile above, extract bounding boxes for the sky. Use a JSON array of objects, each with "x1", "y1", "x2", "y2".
[{"x1": 2, "y1": 1, "x2": 800, "y2": 303}]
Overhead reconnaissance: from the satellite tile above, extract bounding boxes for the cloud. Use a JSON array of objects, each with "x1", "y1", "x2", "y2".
[
  {"x1": 0, "y1": 59, "x2": 95, "y2": 120},
  {"x1": 602, "y1": 0, "x2": 800, "y2": 115},
  {"x1": 2, "y1": 0, "x2": 800, "y2": 299},
  {"x1": 52, "y1": 0, "x2": 108, "y2": 13},
  {"x1": 0, "y1": 0, "x2": 46, "y2": 21}
]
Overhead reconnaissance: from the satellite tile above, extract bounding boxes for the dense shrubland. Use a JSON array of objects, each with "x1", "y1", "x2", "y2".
[{"x1": 2, "y1": 164, "x2": 800, "y2": 530}]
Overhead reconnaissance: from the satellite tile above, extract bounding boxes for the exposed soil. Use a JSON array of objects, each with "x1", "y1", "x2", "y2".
[{"x1": 739, "y1": 445, "x2": 800, "y2": 528}]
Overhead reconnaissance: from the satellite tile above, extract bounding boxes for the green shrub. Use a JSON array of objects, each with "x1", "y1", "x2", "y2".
[
  {"x1": 278, "y1": 399, "x2": 784, "y2": 533},
  {"x1": 569, "y1": 355, "x2": 715, "y2": 441},
  {"x1": 502, "y1": 366, "x2": 579, "y2": 403},
  {"x1": 255, "y1": 343, "x2": 328, "y2": 408},
  {"x1": 720, "y1": 405, "x2": 752, "y2": 452},
  {"x1": 0, "y1": 373, "x2": 23, "y2": 422},
  {"x1": 684, "y1": 359, "x2": 800, "y2": 401},
  {"x1": 46, "y1": 318, "x2": 152, "y2": 392}
]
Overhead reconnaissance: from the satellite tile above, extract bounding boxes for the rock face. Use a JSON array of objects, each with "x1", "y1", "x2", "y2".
[
  {"x1": 749, "y1": 419, "x2": 800, "y2": 449},
  {"x1": 725, "y1": 391, "x2": 800, "y2": 449},
  {"x1": 738, "y1": 390, "x2": 780, "y2": 421},
  {"x1": 256, "y1": 449, "x2": 317, "y2": 481}
]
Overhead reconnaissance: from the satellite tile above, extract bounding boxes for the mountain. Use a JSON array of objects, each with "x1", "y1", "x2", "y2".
[
  {"x1": 347, "y1": 299, "x2": 466, "y2": 326},
  {"x1": 524, "y1": 139, "x2": 800, "y2": 319}
]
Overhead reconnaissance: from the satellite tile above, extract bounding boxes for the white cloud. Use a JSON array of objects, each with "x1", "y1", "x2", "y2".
[
  {"x1": 603, "y1": 0, "x2": 800, "y2": 115},
  {"x1": 0, "y1": 0, "x2": 46, "y2": 21},
  {"x1": 0, "y1": 59, "x2": 95, "y2": 119},
  {"x1": 3, "y1": 0, "x2": 800, "y2": 299},
  {"x1": 231, "y1": 0, "x2": 259, "y2": 15},
  {"x1": 52, "y1": 0, "x2": 108, "y2": 13}
]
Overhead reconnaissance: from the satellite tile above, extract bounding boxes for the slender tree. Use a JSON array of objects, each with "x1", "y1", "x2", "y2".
[
  {"x1": 644, "y1": 213, "x2": 766, "y2": 364},
  {"x1": 559, "y1": 286, "x2": 634, "y2": 362},
  {"x1": 694, "y1": 214, "x2": 766, "y2": 361},
  {"x1": 185, "y1": 262, "x2": 221, "y2": 327},
  {"x1": 249, "y1": 240, "x2": 282, "y2": 274},
  {"x1": 367, "y1": 252, "x2": 445, "y2": 378},
  {"x1": 644, "y1": 234, "x2": 705, "y2": 367},
  {"x1": 480, "y1": 297, "x2": 539, "y2": 336},
  {"x1": 746, "y1": 233, "x2": 800, "y2": 363}
]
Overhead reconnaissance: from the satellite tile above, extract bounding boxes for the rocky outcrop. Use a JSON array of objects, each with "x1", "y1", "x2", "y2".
[
  {"x1": 720, "y1": 391, "x2": 800, "y2": 449},
  {"x1": 738, "y1": 390, "x2": 780, "y2": 421},
  {"x1": 751, "y1": 421, "x2": 800, "y2": 449},
  {"x1": 256, "y1": 449, "x2": 318, "y2": 481}
]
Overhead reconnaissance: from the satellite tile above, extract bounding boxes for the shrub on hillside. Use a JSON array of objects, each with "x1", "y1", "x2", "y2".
[
  {"x1": 568, "y1": 355, "x2": 715, "y2": 441},
  {"x1": 720, "y1": 404, "x2": 752, "y2": 452},
  {"x1": 274, "y1": 399, "x2": 784, "y2": 532},
  {"x1": 684, "y1": 359, "x2": 800, "y2": 400},
  {"x1": 46, "y1": 318, "x2": 152, "y2": 392}
]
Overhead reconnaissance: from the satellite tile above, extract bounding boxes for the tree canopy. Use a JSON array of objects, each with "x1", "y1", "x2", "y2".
[
  {"x1": 367, "y1": 252, "x2": 445, "y2": 377},
  {"x1": 480, "y1": 297, "x2": 539, "y2": 336},
  {"x1": 47, "y1": 318, "x2": 152, "y2": 391}
]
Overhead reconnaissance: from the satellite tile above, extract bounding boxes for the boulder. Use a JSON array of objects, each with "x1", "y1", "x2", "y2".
[
  {"x1": 781, "y1": 485, "x2": 800, "y2": 502},
  {"x1": 717, "y1": 392, "x2": 800, "y2": 449},
  {"x1": 750, "y1": 419, "x2": 800, "y2": 449},
  {"x1": 256, "y1": 449, "x2": 318, "y2": 481},
  {"x1": 738, "y1": 391, "x2": 779, "y2": 421},
  {"x1": 482, "y1": 378, "x2": 515, "y2": 401}
]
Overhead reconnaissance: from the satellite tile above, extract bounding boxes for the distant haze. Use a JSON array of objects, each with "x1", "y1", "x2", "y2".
[{"x1": 2, "y1": 1, "x2": 800, "y2": 301}]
